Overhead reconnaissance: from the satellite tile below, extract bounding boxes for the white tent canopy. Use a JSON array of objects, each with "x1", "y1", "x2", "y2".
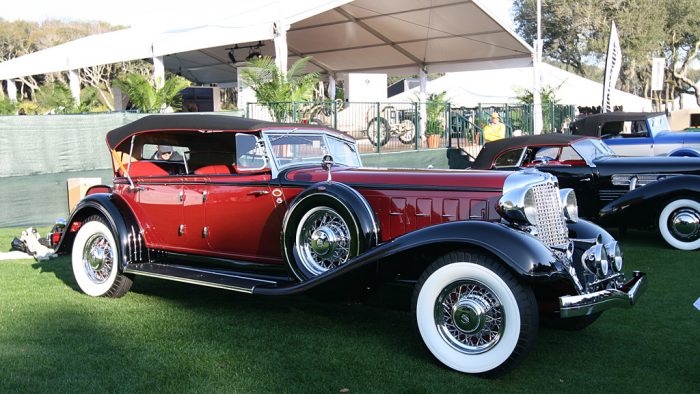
[
  {"x1": 391, "y1": 63, "x2": 652, "y2": 111},
  {"x1": 0, "y1": 0, "x2": 533, "y2": 85}
]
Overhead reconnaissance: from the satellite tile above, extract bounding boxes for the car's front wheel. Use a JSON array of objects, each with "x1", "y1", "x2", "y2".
[
  {"x1": 412, "y1": 250, "x2": 538, "y2": 376},
  {"x1": 658, "y1": 198, "x2": 700, "y2": 250},
  {"x1": 71, "y1": 215, "x2": 133, "y2": 297}
]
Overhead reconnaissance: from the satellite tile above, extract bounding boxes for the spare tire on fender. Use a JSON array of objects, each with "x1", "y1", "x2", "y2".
[{"x1": 281, "y1": 182, "x2": 379, "y2": 281}]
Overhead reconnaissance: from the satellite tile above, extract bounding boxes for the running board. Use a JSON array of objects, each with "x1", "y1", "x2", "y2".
[{"x1": 124, "y1": 263, "x2": 280, "y2": 294}]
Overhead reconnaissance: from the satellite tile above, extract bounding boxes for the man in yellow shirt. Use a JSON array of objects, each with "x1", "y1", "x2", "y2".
[{"x1": 483, "y1": 112, "x2": 506, "y2": 142}]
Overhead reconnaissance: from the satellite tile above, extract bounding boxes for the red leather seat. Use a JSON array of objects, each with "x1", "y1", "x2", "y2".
[
  {"x1": 120, "y1": 161, "x2": 169, "y2": 177},
  {"x1": 194, "y1": 165, "x2": 234, "y2": 175}
]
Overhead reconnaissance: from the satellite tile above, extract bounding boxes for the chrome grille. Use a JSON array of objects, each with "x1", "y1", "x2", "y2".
[{"x1": 532, "y1": 182, "x2": 569, "y2": 248}]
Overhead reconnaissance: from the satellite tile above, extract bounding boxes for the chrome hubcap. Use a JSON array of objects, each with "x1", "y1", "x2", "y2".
[
  {"x1": 82, "y1": 233, "x2": 113, "y2": 284},
  {"x1": 434, "y1": 280, "x2": 505, "y2": 354},
  {"x1": 669, "y1": 208, "x2": 700, "y2": 241},
  {"x1": 298, "y1": 208, "x2": 351, "y2": 276}
]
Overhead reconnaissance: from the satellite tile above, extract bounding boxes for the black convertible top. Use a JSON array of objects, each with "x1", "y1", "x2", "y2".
[
  {"x1": 571, "y1": 112, "x2": 665, "y2": 137},
  {"x1": 106, "y1": 114, "x2": 337, "y2": 149},
  {"x1": 471, "y1": 134, "x2": 590, "y2": 169}
]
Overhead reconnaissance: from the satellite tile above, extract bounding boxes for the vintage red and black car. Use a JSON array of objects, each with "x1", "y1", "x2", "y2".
[
  {"x1": 471, "y1": 134, "x2": 700, "y2": 250},
  {"x1": 52, "y1": 115, "x2": 645, "y2": 376}
]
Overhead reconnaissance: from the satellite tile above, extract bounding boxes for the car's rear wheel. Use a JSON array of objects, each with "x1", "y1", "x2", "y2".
[
  {"x1": 658, "y1": 198, "x2": 700, "y2": 250},
  {"x1": 412, "y1": 250, "x2": 538, "y2": 376},
  {"x1": 71, "y1": 215, "x2": 133, "y2": 297}
]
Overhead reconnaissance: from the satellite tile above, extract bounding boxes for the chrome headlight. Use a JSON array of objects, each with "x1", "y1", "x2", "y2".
[
  {"x1": 605, "y1": 241, "x2": 623, "y2": 272},
  {"x1": 498, "y1": 187, "x2": 539, "y2": 226},
  {"x1": 559, "y1": 188, "x2": 579, "y2": 223}
]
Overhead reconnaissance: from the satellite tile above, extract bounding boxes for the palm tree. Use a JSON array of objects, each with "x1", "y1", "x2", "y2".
[
  {"x1": 240, "y1": 56, "x2": 319, "y2": 121},
  {"x1": 113, "y1": 73, "x2": 191, "y2": 113}
]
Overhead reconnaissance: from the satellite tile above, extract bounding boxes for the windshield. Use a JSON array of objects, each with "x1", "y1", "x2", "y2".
[
  {"x1": 649, "y1": 114, "x2": 671, "y2": 133},
  {"x1": 572, "y1": 138, "x2": 615, "y2": 162},
  {"x1": 265, "y1": 131, "x2": 361, "y2": 169}
]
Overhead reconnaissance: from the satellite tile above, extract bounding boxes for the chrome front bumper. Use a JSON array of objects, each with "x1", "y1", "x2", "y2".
[{"x1": 559, "y1": 271, "x2": 647, "y2": 318}]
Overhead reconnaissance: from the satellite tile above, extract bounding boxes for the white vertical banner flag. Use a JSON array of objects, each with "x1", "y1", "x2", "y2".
[
  {"x1": 651, "y1": 57, "x2": 665, "y2": 91},
  {"x1": 602, "y1": 21, "x2": 622, "y2": 113}
]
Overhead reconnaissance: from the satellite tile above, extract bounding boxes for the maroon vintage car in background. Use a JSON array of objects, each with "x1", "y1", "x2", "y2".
[{"x1": 51, "y1": 114, "x2": 645, "y2": 376}]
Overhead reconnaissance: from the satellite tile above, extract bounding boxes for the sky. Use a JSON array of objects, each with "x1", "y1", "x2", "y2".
[{"x1": 4, "y1": 0, "x2": 516, "y2": 30}]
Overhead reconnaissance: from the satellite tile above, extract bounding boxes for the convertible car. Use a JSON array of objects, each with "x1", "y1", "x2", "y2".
[
  {"x1": 472, "y1": 134, "x2": 700, "y2": 250},
  {"x1": 50, "y1": 115, "x2": 645, "y2": 376},
  {"x1": 571, "y1": 111, "x2": 700, "y2": 157}
]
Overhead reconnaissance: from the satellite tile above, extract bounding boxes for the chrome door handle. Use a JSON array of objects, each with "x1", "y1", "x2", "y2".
[
  {"x1": 579, "y1": 177, "x2": 591, "y2": 182},
  {"x1": 248, "y1": 190, "x2": 269, "y2": 196}
]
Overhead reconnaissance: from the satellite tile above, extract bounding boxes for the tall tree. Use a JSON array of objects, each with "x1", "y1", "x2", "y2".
[{"x1": 513, "y1": 0, "x2": 700, "y2": 107}]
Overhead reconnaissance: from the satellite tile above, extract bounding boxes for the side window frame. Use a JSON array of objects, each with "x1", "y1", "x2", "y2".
[{"x1": 493, "y1": 147, "x2": 526, "y2": 168}]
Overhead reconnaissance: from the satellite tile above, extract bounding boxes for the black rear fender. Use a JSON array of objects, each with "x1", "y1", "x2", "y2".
[{"x1": 56, "y1": 193, "x2": 142, "y2": 269}]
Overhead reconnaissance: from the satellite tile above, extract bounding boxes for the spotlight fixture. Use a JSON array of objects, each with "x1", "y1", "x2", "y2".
[{"x1": 225, "y1": 41, "x2": 265, "y2": 64}]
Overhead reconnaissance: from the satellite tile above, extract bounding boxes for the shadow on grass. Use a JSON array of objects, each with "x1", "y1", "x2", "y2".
[{"x1": 20, "y1": 242, "x2": 699, "y2": 391}]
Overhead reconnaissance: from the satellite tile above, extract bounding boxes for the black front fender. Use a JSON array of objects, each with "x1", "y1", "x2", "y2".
[
  {"x1": 56, "y1": 193, "x2": 140, "y2": 269},
  {"x1": 600, "y1": 175, "x2": 700, "y2": 223},
  {"x1": 255, "y1": 221, "x2": 567, "y2": 295}
]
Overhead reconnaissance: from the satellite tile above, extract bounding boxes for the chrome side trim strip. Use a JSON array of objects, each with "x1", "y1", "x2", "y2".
[
  {"x1": 171, "y1": 265, "x2": 278, "y2": 285},
  {"x1": 124, "y1": 268, "x2": 255, "y2": 294},
  {"x1": 559, "y1": 271, "x2": 646, "y2": 318}
]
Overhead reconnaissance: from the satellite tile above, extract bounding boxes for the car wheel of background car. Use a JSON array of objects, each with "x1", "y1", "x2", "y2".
[
  {"x1": 412, "y1": 250, "x2": 538, "y2": 376},
  {"x1": 71, "y1": 215, "x2": 133, "y2": 297},
  {"x1": 540, "y1": 312, "x2": 601, "y2": 331},
  {"x1": 398, "y1": 120, "x2": 416, "y2": 145},
  {"x1": 366, "y1": 118, "x2": 390, "y2": 147},
  {"x1": 658, "y1": 198, "x2": 700, "y2": 250}
]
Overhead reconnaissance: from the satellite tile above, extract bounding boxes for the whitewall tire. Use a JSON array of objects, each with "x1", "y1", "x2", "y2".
[
  {"x1": 413, "y1": 250, "x2": 537, "y2": 376},
  {"x1": 71, "y1": 216, "x2": 133, "y2": 297},
  {"x1": 658, "y1": 198, "x2": 700, "y2": 250}
]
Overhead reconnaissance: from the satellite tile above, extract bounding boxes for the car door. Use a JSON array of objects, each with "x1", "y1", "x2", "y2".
[
  {"x1": 203, "y1": 173, "x2": 283, "y2": 263},
  {"x1": 602, "y1": 120, "x2": 654, "y2": 156}
]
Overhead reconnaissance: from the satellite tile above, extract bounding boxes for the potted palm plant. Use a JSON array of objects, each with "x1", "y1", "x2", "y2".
[
  {"x1": 240, "y1": 56, "x2": 319, "y2": 122},
  {"x1": 425, "y1": 91, "x2": 447, "y2": 148}
]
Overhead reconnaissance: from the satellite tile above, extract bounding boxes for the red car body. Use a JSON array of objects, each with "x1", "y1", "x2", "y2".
[{"x1": 53, "y1": 115, "x2": 645, "y2": 376}]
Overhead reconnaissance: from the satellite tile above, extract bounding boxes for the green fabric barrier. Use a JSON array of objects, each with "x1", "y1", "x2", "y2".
[{"x1": 0, "y1": 113, "x2": 450, "y2": 227}]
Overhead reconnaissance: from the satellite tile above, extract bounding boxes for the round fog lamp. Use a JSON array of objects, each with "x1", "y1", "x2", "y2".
[
  {"x1": 596, "y1": 244, "x2": 609, "y2": 276},
  {"x1": 606, "y1": 241, "x2": 623, "y2": 272}
]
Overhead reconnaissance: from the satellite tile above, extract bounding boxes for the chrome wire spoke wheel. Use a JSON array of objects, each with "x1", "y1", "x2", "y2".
[
  {"x1": 82, "y1": 233, "x2": 114, "y2": 284},
  {"x1": 434, "y1": 279, "x2": 505, "y2": 354},
  {"x1": 296, "y1": 207, "x2": 351, "y2": 276}
]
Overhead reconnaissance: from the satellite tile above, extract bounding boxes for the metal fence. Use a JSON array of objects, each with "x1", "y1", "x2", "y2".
[
  {"x1": 247, "y1": 101, "x2": 575, "y2": 155},
  {"x1": 247, "y1": 101, "x2": 450, "y2": 154}
]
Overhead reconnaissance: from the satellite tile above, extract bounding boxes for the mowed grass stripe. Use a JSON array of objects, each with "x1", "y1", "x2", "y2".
[{"x1": 0, "y1": 227, "x2": 698, "y2": 393}]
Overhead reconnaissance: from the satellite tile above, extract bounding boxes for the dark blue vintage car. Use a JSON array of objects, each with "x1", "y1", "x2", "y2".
[{"x1": 571, "y1": 112, "x2": 700, "y2": 157}]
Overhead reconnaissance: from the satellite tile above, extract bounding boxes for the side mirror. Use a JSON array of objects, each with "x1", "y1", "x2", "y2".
[{"x1": 322, "y1": 155, "x2": 334, "y2": 182}]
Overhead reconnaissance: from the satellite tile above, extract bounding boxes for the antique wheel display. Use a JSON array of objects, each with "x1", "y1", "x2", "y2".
[
  {"x1": 397, "y1": 120, "x2": 417, "y2": 144},
  {"x1": 412, "y1": 250, "x2": 538, "y2": 376},
  {"x1": 658, "y1": 198, "x2": 700, "y2": 250},
  {"x1": 71, "y1": 215, "x2": 133, "y2": 297},
  {"x1": 366, "y1": 118, "x2": 390, "y2": 147}
]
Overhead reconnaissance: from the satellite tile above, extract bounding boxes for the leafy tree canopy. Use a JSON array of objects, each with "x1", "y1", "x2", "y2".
[{"x1": 513, "y1": 0, "x2": 700, "y2": 106}]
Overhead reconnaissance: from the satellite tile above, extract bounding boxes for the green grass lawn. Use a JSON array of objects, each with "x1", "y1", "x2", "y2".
[{"x1": 0, "y1": 227, "x2": 698, "y2": 393}]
